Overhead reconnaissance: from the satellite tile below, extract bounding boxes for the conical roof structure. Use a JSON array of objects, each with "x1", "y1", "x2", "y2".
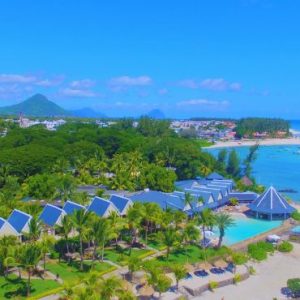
[{"x1": 249, "y1": 186, "x2": 295, "y2": 215}]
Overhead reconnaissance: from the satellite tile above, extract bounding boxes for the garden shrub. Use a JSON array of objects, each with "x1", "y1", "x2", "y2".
[
  {"x1": 247, "y1": 243, "x2": 268, "y2": 261},
  {"x1": 278, "y1": 241, "x2": 293, "y2": 253},
  {"x1": 291, "y1": 210, "x2": 300, "y2": 221},
  {"x1": 231, "y1": 252, "x2": 248, "y2": 265},
  {"x1": 209, "y1": 281, "x2": 219, "y2": 291},
  {"x1": 233, "y1": 273, "x2": 242, "y2": 284},
  {"x1": 287, "y1": 278, "x2": 300, "y2": 295},
  {"x1": 249, "y1": 266, "x2": 256, "y2": 275}
]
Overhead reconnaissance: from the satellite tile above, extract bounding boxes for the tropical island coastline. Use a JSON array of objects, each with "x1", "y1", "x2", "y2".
[{"x1": 205, "y1": 137, "x2": 300, "y2": 149}]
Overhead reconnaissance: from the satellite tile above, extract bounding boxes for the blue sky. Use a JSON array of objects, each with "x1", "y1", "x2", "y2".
[{"x1": 0, "y1": 0, "x2": 299, "y2": 118}]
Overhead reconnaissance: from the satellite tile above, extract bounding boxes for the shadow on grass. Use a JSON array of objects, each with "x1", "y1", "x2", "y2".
[{"x1": 1, "y1": 276, "x2": 32, "y2": 299}]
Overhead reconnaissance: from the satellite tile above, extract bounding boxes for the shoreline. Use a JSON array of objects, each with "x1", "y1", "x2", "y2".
[{"x1": 204, "y1": 137, "x2": 300, "y2": 149}]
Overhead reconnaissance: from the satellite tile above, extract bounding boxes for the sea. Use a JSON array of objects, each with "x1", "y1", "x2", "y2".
[{"x1": 206, "y1": 120, "x2": 300, "y2": 203}]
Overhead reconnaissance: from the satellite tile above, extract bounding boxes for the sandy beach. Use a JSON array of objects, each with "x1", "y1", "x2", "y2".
[{"x1": 205, "y1": 137, "x2": 300, "y2": 149}]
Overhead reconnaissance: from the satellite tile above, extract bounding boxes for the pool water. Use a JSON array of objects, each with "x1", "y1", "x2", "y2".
[
  {"x1": 291, "y1": 225, "x2": 300, "y2": 234},
  {"x1": 214, "y1": 215, "x2": 282, "y2": 245}
]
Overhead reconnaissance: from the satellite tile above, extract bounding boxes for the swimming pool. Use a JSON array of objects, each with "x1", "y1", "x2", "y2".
[
  {"x1": 214, "y1": 215, "x2": 282, "y2": 245},
  {"x1": 291, "y1": 225, "x2": 300, "y2": 234}
]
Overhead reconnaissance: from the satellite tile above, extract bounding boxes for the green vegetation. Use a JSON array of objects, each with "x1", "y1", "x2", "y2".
[
  {"x1": 235, "y1": 118, "x2": 289, "y2": 138},
  {"x1": 233, "y1": 273, "x2": 242, "y2": 284},
  {"x1": 287, "y1": 278, "x2": 300, "y2": 296},
  {"x1": 231, "y1": 252, "x2": 248, "y2": 265},
  {"x1": 278, "y1": 241, "x2": 293, "y2": 253},
  {"x1": 248, "y1": 241, "x2": 274, "y2": 261},
  {"x1": 209, "y1": 281, "x2": 219, "y2": 291},
  {"x1": 291, "y1": 210, "x2": 300, "y2": 221},
  {"x1": 0, "y1": 275, "x2": 60, "y2": 299}
]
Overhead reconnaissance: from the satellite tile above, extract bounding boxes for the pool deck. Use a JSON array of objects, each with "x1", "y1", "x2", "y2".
[
  {"x1": 230, "y1": 218, "x2": 295, "y2": 252},
  {"x1": 199, "y1": 242, "x2": 300, "y2": 300}
]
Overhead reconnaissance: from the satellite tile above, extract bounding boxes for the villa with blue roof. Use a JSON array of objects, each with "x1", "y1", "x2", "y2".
[
  {"x1": 7, "y1": 209, "x2": 32, "y2": 234},
  {"x1": 109, "y1": 195, "x2": 133, "y2": 215},
  {"x1": 0, "y1": 217, "x2": 20, "y2": 238},
  {"x1": 63, "y1": 200, "x2": 86, "y2": 215},
  {"x1": 248, "y1": 186, "x2": 296, "y2": 220},
  {"x1": 39, "y1": 204, "x2": 66, "y2": 227},
  {"x1": 206, "y1": 172, "x2": 224, "y2": 180},
  {"x1": 87, "y1": 197, "x2": 119, "y2": 217}
]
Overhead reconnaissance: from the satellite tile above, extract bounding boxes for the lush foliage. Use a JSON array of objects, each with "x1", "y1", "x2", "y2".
[
  {"x1": 278, "y1": 241, "x2": 293, "y2": 253},
  {"x1": 247, "y1": 241, "x2": 274, "y2": 261},
  {"x1": 291, "y1": 210, "x2": 300, "y2": 221},
  {"x1": 235, "y1": 118, "x2": 289, "y2": 138},
  {"x1": 287, "y1": 278, "x2": 300, "y2": 295}
]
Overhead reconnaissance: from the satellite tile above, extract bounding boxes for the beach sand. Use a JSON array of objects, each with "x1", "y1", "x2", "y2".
[{"x1": 205, "y1": 138, "x2": 300, "y2": 149}]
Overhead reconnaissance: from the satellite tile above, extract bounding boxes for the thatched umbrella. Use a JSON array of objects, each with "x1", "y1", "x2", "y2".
[
  {"x1": 196, "y1": 262, "x2": 213, "y2": 270},
  {"x1": 214, "y1": 259, "x2": 227, "y2": 268},
  {"x1": 139, "y1": 285, "x2": 155, "y2": 297},
  {"x1": 184, "y1": 264, "x2": 194, "y2": 273}
]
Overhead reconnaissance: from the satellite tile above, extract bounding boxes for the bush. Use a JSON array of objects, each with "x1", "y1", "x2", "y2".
[
  {"x1": 248, "y1": 244, "x2": 267, "y2": 261},
  {"x1": 231, "y1": 252, "x2": 248, "y2": 265},
  {"x1": 287, "y1": 278, "x2": 300, "y2": 295},
  {"x1": 233, "y1": 273, "x2": 242, "y2": 284},
  {"x1": 291, "y1": 211, "x2": 300, "y2": 221},
  {"x1": 229, "y1": 198, "x2": 239, "y2": 206},
  {"x1": 209, "y1": 281, "x2": 219, "y2": 291},
  {"x1": 249, "y1": 266, "x2": 256, "y2": 275},
  {"x1": 256, "y1": 241, "x2": 274, "y2": 253},
  {"x1": 278, "y1": 241, "x2": 293, "y2": 253}
]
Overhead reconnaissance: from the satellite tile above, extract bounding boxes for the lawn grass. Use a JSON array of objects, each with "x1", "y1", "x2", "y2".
[
  {"x1": 103, "y1": 247, "x2": 155, "y2": 266},
  {"x1": 46, "y1": 259, "x2": 116, "y2": 284},
  {"x1": 157, "y1": 245, "x2": 230, "y2": 266},
  {"x1": 0, "y1": 274, "x2": 60, "y2": 299},
  {"x1": 140, "y1": 235, "x2": 167, "y2": 251}
]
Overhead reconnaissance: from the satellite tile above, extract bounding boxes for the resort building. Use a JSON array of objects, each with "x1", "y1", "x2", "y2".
[
  {"x1": 87, "y1": 196, "x2": 119, "y2": 217},
  {"x1": 109, "y1": 195, "x2": 133, "y2": 216},
  {"x1": 39, "y1": 204, "x2": 66, "y2": 227},
  {"x1": 7, "y1": 209, "x2": 32, "y2": 234},
  {"x1": 0, "y1": 217, "x2": 20, "y2": 238},
  {"x1": 206, "y1": 172, "x2": 224, "y2": 181},
  {"x1": 248, "y1": 186, "x2": 296, "y2": 220},
  {"x1": 229, "y1": 191, "x2": 259, "y2": 203},
  {"x1": 63, "y1": 200, "x2": 86, "y2": 215},
  {"x1": 130, "y1": 190, "x2": 192, "y2": 212}
]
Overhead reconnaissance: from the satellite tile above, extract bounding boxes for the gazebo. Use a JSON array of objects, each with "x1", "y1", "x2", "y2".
[{"x1": 248, "y1": 186, "x2": 296, "y2": 220}]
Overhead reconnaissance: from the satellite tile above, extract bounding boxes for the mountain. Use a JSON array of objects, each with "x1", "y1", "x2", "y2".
[
  {"x1": 70, "y1": 107, "x2": 107, "y2": 118},
  {"x1": 0, "y1": 94, "x2": 69, "y2": 117},
  {"x1": 146, "y1": 109, "x2": 166, "y2": 119}
]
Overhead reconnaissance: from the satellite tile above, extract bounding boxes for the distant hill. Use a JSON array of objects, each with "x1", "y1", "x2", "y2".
[
  {"x1": 70, "y1": 107, "x2": 107, "y2": 118},
  {"x1": 0, "y1": 94, "x2": 69, "y2": 117},
  {"x1": 0, "y1": 94, "x2": 107, "y2": 118},
  {"x1": 146, "y1": 109, "x2": 166, "y2": 119}
]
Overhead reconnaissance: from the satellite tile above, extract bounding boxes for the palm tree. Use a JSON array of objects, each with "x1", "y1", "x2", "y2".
[
  {"x1": 57, "y1": 215, "x2": 73, "y2": 256},
  {"x1": 198, "y1": 208, "x2": 214, "y2": 247},
  {"x1": 27, "y1": 217, "x2": 42, "y2": 242},
  {"x1": 128, "y1": 256, "x2": 141, "y2": 281},
  {"x1": 91, "y1": 216, "x2": 112, "y2": 263},
  {"x1": 71, "y1": 209, "x2": 91, "y2": 271},
  {"x1": 39, "y1": 235, "x2": 55, "y2": 274},
  {"x1": 184, "y1": 192, "x2": 194, "y2": 213},
  {"x1": 19, "y1": 244, "x2": 42, "y2": 297},
  {"x1": 214, "y1": 212, "x2": 235, "y2": 248},
  {"x1": 99, "y1": 276, "x2": 123, "y2": 300},
  {"x1": 143, "y1": 202, "x2": 161, "y2": 243},
  {"x1": 160, "y1": 228, "x2": 178, "y2": 259},
  {"x1": 0, "y1": 235, "x2": 18, "y2": 275},
  {"x1": 3, "y1": 256, "x2": 15, "y2": 278},
  {"x1": 108, "y1": 210, "x2": 124, "y2": 248},
  {"x1": 182, "y1": 222, "x2": 200, "y2": 245},
  {"x1": 126, "y1": 203, "x2": 145, "y2": 254},
  {"x1": 172, "y1": 264, "x2": 187, "y2": 290}
]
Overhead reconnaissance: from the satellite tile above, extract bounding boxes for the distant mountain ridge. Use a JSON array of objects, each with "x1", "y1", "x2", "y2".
[
  {"x1": 0, "y1": 94, "x2": 106, "y2": 118},
  {"x1": 146, "y1": 109, "x2": 166, "y2": 119}
]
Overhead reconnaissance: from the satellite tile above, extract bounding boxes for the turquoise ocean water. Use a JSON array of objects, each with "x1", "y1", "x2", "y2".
[{"x1": 207, "y1": 120, "x2": 300, "y2": 203}]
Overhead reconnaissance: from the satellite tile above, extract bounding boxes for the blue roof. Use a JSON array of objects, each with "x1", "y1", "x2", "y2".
[
  {"x1": 182, "y1": 189, "x2": 215, "y2": 205},
  {"x1": 39, "y1": 204, "x2": 65, "y2": 227},
  {"x1": 130, "y1": 191, "x2": 183, "y2": 211},
  {"x1": 0, "y1": 217, "x2": 5, "y2": 229},
  {"x1": 175, "y1": 180, "x2": 201, "y2": 190},
  {"x1": 63, "y1": 200, "x2": 85, "y2": 215},
  {"x1": 7, "y1": 209, "x2": 32, "y2": 233},
  {"x1": 249, "y1": 186, "x2": 296, "y2": 214},
  {"x1": 206, "y1": 172, "x2": 224, "y2": 180},
  {"x1": 206, "y1": 184, "x2": 228, "y2": 197},
  {"x1": 229, "y1": 192, "x2": 258, "y2": 202},
  {"x1": 109, "y1": 195, "x2": 131, "y2": 214},
  {"x1": 87, "y1": 197, "x2": 112, "y2": 217}
]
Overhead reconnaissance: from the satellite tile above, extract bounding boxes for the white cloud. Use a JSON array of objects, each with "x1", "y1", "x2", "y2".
[
  {"x1": 108, "y1": 75, "x2": 152, "y2": 91},
  {"x1": 158, "y1": 88, "x2": 168, "y2": 95},
  {"x1": 178, "y1": 78, "x2": 242, "y2": 91},
  {"x1": 60, "y1": 88, "x2": 97, "y2": 98},
  {"x1": 177, "y1": 98, "x2": 229, "y2": 107},
  {"x1": 0, "y1": 74, "x2": 36, "y2": 83},
  {"x1": 70, "y1": 79, "x2": 95, "y2": 89}
]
